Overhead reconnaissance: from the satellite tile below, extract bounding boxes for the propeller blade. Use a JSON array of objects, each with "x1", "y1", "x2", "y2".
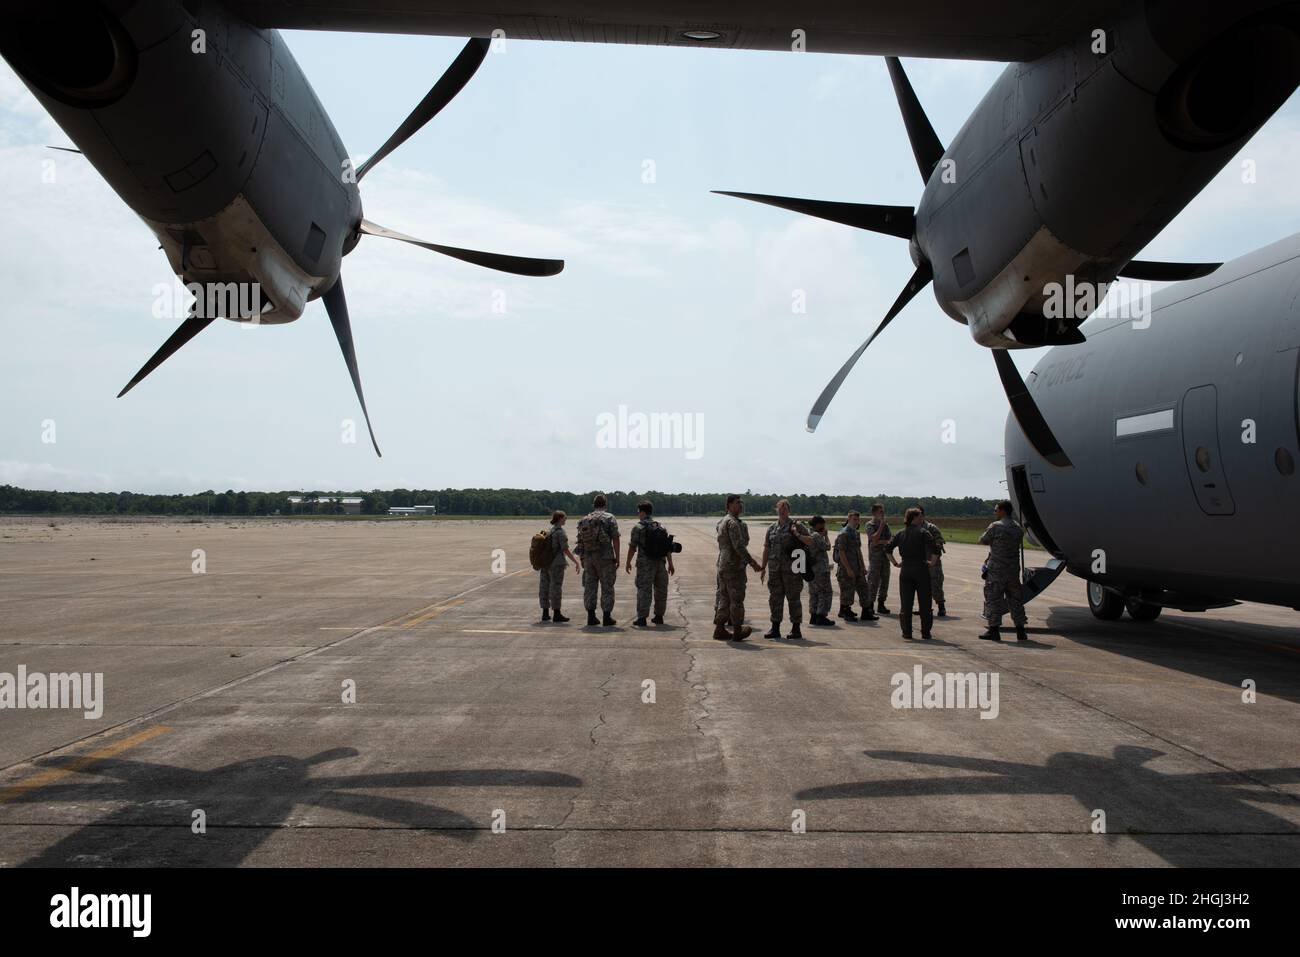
[
  {"x1": 711, "y1": 191, "x2": 915, "y2": 240},
  {"x1": 46, "y1": 145, "x2": 81, "y2": 154},
  {"x1": 992, "y1": 349, "x2": 1072, "y2": 468},
  {"x1": 884, "y1": 57, "x2": 946, "y2": 184},
  {"x1": 359, "y1": 219, "x2": 563, "y2": 277},
  {"x1": 1118, "y1": 259, "x2": 1222, "y2": 282},
  {"x1": 356, "y1": 37, "x2": 489, "y2": 181},
  {"x1": 321, "y1": 277, "x2": 381, "y2": 457},
  {"x1": 117, "y1": 310, "x2": 215, "y2": 397},
  {"x1": 807, "y1": 261, "x2": 933, "y2": 432}
]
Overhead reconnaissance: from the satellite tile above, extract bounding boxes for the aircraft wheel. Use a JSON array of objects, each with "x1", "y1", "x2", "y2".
[
  {"x1": 1087, "y1": 581, "x2": 1124, "y2": 620},
  {"x1": 1125, "y1": 597, "x2": 1162, "y2": 622}
]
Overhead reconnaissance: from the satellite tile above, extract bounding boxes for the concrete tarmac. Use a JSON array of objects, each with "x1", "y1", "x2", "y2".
[{"x1": 1, "y1": 515, "x2": 1297, "y2": 867}]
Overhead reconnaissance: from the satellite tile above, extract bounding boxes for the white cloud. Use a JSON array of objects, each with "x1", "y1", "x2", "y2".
[{"x1": 0, "y1": 71, "x2": 60, "y2": 145}]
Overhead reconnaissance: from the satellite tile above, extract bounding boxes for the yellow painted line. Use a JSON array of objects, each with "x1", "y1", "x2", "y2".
[
  {"x1": 396, "y1": 569, "x2": 529, "y2": 630},
  {"x1": 0, "y1": 725, "x2": 171, "y2": 805},
  {"x1": 401, "y1": 598, "x2": 464, "y2": 629},
  {"x1": 316, "y1": 571, "x2": 532, "y2": 632}
]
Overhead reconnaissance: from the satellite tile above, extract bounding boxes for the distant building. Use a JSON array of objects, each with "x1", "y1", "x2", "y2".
[
  {"x1": 387, "y1": 505, "x2": 438, "y2": 516},
  {"x1": 287, "y1": 495, "x2": 364, "y2": 515}
]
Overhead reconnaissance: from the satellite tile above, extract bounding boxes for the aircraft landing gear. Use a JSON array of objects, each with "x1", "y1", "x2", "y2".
[
  {"x1": 1088, "y1": 582, "x2": 1164, "y2": 621},
  {"x1": 1087, "y1": 581, "x2": 1125, "y2": 620},
  {"x1": 1124, "y1": 596, "x2": 1162, "y2": 621}
]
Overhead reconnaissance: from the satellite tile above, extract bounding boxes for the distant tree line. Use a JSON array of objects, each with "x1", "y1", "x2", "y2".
[
  {"x1": 0, "y1": 486, "x2": 293, "y2": 516},
  {"x1": 0, "y1": 485, "x2": 998, "y2": 518}
]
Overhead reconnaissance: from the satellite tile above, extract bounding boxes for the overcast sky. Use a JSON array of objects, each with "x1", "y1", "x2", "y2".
[{"x1": 2, "y1": 33, "x2": 1298, "y2": 498}]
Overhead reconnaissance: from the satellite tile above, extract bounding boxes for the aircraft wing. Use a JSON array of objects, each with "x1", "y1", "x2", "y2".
[{"x1": 227, "y1": 0, "x2": 1121, "y2": 61}]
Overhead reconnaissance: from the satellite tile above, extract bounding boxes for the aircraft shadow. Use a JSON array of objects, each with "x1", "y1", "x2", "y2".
[
  {"x1": 1044, "y1": 604, "x2": 1300, "y2": 704},
  {"x1": 796, "y1": 746, "x2": 1300, "y2": 866},
  {"x1": 7, "y1": 747, "x2": 581, "y2": 867}
]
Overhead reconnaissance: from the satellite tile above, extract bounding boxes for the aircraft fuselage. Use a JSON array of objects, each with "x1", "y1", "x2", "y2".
[{"x1": 1006, "y1": 233, "x2": 1300, "y2": 611}]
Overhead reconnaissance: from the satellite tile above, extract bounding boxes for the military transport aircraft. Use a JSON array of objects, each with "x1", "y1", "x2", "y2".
[{"x1": 5, "y1": 0, "x2": 1299, "y2": 462}]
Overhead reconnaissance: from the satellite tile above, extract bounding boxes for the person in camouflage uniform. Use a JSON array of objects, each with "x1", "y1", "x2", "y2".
[
  {"x1": 807, "y1": 515, "x2": 835, "y2": 626},
  {"x1": 539, "y1": 510, "x2": 581, "y2": 623},
  {"x1": 978, "y1": 500, "x2": 1028, "y2": 642},
  {"x1": 714, "y1": 494, "x2": 761, "y2": 641},
  {"x1": 759, "y1": 499, "x2": 814, "y2": 640},
  {"x1": 575, "y1": 493, "x2": 621, "y2": 627},
  {"x1": 626, "y1": 500, "x2": 674, "y2": 627},
  {"x1": 834, "y1": 511, "x2": 876, "y2": 621},
  {"x1": 865, "y1": 504, "x2": 893, "y2": 615},
  {"x1": 916, "y1": 506, "x2": 947, "y2": 616}
]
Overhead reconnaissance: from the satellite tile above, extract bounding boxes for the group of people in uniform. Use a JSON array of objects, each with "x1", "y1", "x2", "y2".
[
  {"x1": 536, "y1": 493, "x2": 1030, "y2": 643},
  {"x1": 536, "y1": 494, "x2": 674, "y2": 628}
]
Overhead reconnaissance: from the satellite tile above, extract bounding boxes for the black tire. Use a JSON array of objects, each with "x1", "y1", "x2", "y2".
[
  {"x1": 1088, "y1": 581, "x2": 1125, "y2": 620},
  {"x1": 1125, "y1": 597, "x2": 1163, "y2": 622}
]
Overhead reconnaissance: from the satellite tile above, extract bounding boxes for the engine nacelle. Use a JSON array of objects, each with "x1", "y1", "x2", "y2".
[
  {"x1": 915, "y1": 2, "x2": 1300, "y2": 349},
  {"x1": 1, "y1": 0, "x2": 362, "y2": 318}
]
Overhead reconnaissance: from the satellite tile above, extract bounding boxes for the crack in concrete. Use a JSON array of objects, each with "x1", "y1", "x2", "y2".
[
  {"x1": 548, "y1": 799, "x2": 580, "y2": 865},
  {"x1": 684, "y1": 647, "x2": 711, "y2": 738},
  {"x1": 676, "y1": 525, "x2": 716, "y2": 737},
  {"x1": 560, "y1": 668, "x2": 616, "y2": 862},
  {"x1": 588, "y1": 672, "x2": 614, "y2": 747},
  {"x1": 587, "y1": 715, "x2": 606, "y2": 747}
]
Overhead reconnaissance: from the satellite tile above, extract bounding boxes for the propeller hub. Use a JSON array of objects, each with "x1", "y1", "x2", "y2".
[
  {"x1": 908, "y1": 234, "x2": 926, "y2": 269},
  {"x1": 342, "y1": 218, "x2": 363, "y2": 256}
]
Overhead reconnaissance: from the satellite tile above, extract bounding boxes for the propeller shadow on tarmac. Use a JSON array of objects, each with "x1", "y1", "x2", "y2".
[
  {"x1": 796, "y1": 746, "x2": 1300, "y2": 865},
  {"x1": 8, "y1": 747, "x2": 581, "y2": 867}
]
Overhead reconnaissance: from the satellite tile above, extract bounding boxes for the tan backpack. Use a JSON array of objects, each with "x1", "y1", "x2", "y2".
[{"x1": 529, "y1": 528, "x2": 554, "y2": 570}]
